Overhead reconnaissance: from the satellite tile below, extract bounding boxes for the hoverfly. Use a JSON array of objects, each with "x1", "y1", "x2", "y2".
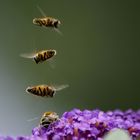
[
  {"x1": 27, "y1": 111, "x2": 59, "y2": 129},
  {"x1": 20, "y1": 49, "x2": 56, "y2": 64},
  {"x1": 33, "y1": 6, "x2": 62, "y2": 34},
  {"x1": 26, "y1": 84, "x2": 69, "y2": 97},
  {"x1": 40, "y1": 111, "x2": 59, "y2": 128}
]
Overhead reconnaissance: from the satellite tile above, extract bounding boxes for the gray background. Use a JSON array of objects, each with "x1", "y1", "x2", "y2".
[{"x1": 0, "y1": 0, "x2": 139, "y2": 137}]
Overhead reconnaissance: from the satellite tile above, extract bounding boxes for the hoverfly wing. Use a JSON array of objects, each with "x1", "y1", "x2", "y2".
[
  {"x1": 27, "y1": 117, "x2": 39, "y2": 122},
  {"x1": 47, "y1": 55, "x2": 57, "y2": 69},
  {"x1": 20, "y1": 52, "x2": 36, "y2": 59},
  {"x1": 42, "y1": 25, "x2": 63, "y2": 36},
  {"x1": 48, "y1": 60, "x2": 55, "y2": 69},
  {"x1": 53, "y1": 28, "x2": 63, "y2": 36},
  {"x1": 37, "y1": 5, "x2": 47, "y2": 17},
  {"x1": 53, "y1": 84, "x2": 69, "y2": 91}
]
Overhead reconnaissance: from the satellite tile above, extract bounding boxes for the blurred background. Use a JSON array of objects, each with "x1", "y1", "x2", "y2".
[{"x1": 0, "y1": 0, "x2": 139, "y2": 137}]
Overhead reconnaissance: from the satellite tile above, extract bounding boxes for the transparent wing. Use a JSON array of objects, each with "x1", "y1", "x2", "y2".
[
  {"x1": 20, "y1": 52, "x2": 36, "y2": 59},
  {"x1": 47, "y1": 55, "x2": 57, "y2": 69},
  {"x1": 37, "y1": 5, "x2": 47, "y2": 17},
  {"x1": 27, "y1": 117, "x2": 39, "y2": 122},
  {"x1": 48, "y1": 60, "x2": 55, "y2": 69},
  {"x1": 53, "y1": 28, "x2": 63, "y2": 36},
  {"x1": 42, "y1": 25, "x2": 63, "y2": 36},
  {"x1": 52, "y1": 84, "x2": 69, "y2": 91}
]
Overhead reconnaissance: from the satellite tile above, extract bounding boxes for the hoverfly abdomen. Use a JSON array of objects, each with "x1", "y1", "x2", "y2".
[
  {"x1": 45, "y1": 18, "x2": 52, "y2": 27},
  {"x1": 26, "y1": 87, "x2": 38, "y2": 95},
  {"x1": 40, "y1": 118, "x2": 51, "y2": 128},
  {"x1": 36, "y1": 50, "x2": 56, "y2": 63},
  {"x1": 33, "y1": 18, "x2": 48, "y2": 27},
  {"x1": 37, "y1": 86, "x2": 47, "y2": 97},
  {"x1": 26, "y1": 84, "x2": 68, "y2": 98},
  {"x1": 21, "y1": 50, "x2": 56, "y2": 64},
  {"x1": 44, "y1": 52, "x2": 47, "y2": 59},
  {"x1": 33, "y1": 17, "x2": 61, "y2": 28},
  {"x1": 34, "y1": 57, "x2": 39, "y2": 64},
  {"x1": 26, "y1": 88, "x2": 33, "y2": 93},
  {"x1": 41, "y1": 19, "x2": 48, "y2": 26},
  {"x1": 43, "y1": 87, "x2": 47, "y2": 95},
  {"x1": 41, "y1": 86, "x2": 48, "y2": 97},
  {"x1": 42, "y1": 86, "x2": 55, "y2": 97},
  {"x1": 34, "y1": 53, "x2": 45, "y2": 63},
  {"x1": 33, "y1": 18, "x2": 43, "y2": 26},
  {"x1": 38, "y1": 87, "x2": 42, "y2": 94}
]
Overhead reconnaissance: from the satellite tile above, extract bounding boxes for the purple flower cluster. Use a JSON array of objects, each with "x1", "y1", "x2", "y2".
[
  {"x1": 32, "y1": 109, "x2": 140, "y2": 140},
  {"x1": 0, "y1": 109, "x2": 139, "y2": 140}
]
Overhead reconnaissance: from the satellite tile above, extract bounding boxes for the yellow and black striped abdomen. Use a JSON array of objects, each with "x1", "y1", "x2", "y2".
[
  {"x1": 34, "y1": 50, "x2": 56, "y2": 64},
  {"x1": 34, "y1": 18, "x2": 48, "y2": 27},
  {"x1": 34, "y1": 52, "x2": 47, "y2": 64},
  {"x1": 36, "y1": 18, "x2": 54, "y2": 27},
  {"x1": 26, "y1": 85, "x2": 55, "y2": 97},
  {"x1": 33, "y1": 17, "x2": 60, "y2": 28},
  {"x1": 40, "y1": 116, "x2": 53, "y2": 128}
]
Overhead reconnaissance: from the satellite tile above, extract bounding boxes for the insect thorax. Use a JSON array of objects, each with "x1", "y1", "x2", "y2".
[
  {"x1": 40, "y1": 112, "x2": 59, "y2": 128},
  {"x1": 46, "y1": 87, "x2": 55, "y2": 97}
]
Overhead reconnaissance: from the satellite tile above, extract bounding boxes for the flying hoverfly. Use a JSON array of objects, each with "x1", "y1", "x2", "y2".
[
  {"x1": 27, "y1": 111, "x2": 59, "y2": 129},
  {"x1": 33, "y1": 6, "x2": 62, "y2": 34},
  {"x1": 40, "y1": 111, "x2": 59, "y2": 128},
  {"x1": 20, "y1": 49, "x2": 56, "y2": 64},
  {"x1": 26, "y1": 84, "x2": 69, "y2": 97}
]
